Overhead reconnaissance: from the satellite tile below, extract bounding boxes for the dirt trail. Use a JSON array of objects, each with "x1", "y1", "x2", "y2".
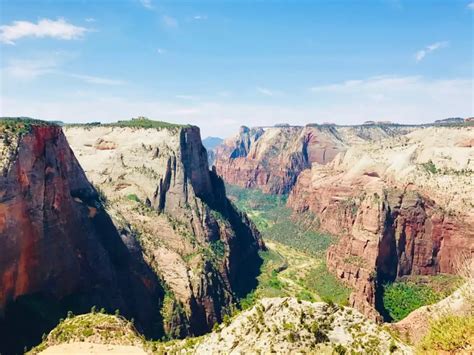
[{"x1": 265, "y1": 240, "x2": 322, "y2": 300}]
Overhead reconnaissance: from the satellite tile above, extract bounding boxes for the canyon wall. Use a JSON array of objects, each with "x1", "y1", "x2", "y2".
[
  {"x1": 64, "y1": 122, "x2": 264, "y2": 337},
  {"x1": 287, "y1": 126, "x2": 474, "y2": 320},
  {"x1": 213, "y1": 124, "x2": 415, "y2": 194},
  {"x1": 0, "y1": 121, "x2": 162, "y2": 354}
]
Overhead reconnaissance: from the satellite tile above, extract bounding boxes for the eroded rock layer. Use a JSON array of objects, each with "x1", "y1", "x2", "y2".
[
  {"x1": 214, "y1": 124, "x2": 416, "y2": 194},
  {"x1": 64, "y1": 123, "x2": 264, "y2": 337},
  {"x1": 288, "y1": 126, "x2": 474, "y2": 320},
  {"x1": 0, "y1": 122, "x2": 162, "y2": 354}
]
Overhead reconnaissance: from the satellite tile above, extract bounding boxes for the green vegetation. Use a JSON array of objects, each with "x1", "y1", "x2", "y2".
[
  {"x1": 226, "y1": 184, "x2": 334, "y2": 257},
  {"x1": 422, "y1": 160, "x2": 438, "y2": 174},
  {"x1": 420, "y1": 159, "x2": 473, "y2": 176},
  {"x1": 239, "y1": 249, "x2": 287, "y2": 309},
  {"x1": 304, "y1": 262, "x2": 351, "y2": 305},
  {"x1": 106, "y1": 117, "x2": 189, "y2": 130},
  {"x1": 226, "y1": 184, "x2": 351, "y2": 306},
  {"x1": 1, "y1": 117, "x2": 56, "y2": 147},
  {"x1": 29, "y1": 313, "x2": 142, "y2": 353},
  {"x1": 417, "y1": 314, "x2": 474, "y2": 353},
  {"x1": 127, "y1": 193, "x2": 141, "y2": 202},
  {"x1": 383, "y1": 275, "x2": 462, "y2": 321},
  {"x1": 210, "y1": 240, "x2": 225, "y2": 259}
]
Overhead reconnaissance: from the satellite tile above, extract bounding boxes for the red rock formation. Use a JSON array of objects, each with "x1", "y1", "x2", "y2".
[
  {"x1": 214, "y1": 125, "x2": 347, "y2": 194},
  {"x1": 213, "y1": 124, "x2": 416, "y2": 194},
  {"x1": 288, "y1": 168, "x2": 474, "y2": 321},
  {"x1": 0, "y1": 123, "x2": 163, "y2": 354}
]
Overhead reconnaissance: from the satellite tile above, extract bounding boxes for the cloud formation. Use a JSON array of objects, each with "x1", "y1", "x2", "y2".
[
  {"x1": 415, "y1": 41, "x2": 448, "y2": 62},
  {"x1": 68, "y1": 74, "x2": 125, "y2": 85},
  {"x1": 139, "y1": 0, "x2": 153, "y2": 10},
  {"x1": 162, "y1": 15, "x2": 178, "y2": 28},
  {"x1": 0, "y1": 18, "x2": 88, "y2": 44},
  {"x1": 468, "y1": 2, "x2": 474, "y2": 10}
]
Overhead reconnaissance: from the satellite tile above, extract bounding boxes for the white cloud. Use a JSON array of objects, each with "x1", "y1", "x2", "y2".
[
  {"x1": 85, "y1": 18, "x2": 96, "y2": 23},
  {"x1": 468, "y1": 2, "x2": 474, "y2": 10},
  {"x1": 2, "y1": 58, "x2": 57, "y2": 79},
  {"x1": 139, "y1": 0, "x2": 154, "y2": 10},
  {"x1": 257, "y1": 86, "x2": 275, "y2": 96},
  {"x1": 193, "y1": 15, "x2": 208, "y2": 20},
  {"x1": 415, "y1": 41, "x2": 448, "y2": 62},
  {"x1": 0, "y1": 18, "x2": 88, "y2": 44},
  {"x1": 68, "y1": 74, "x2": 125, "y2": 85},
  {"x1": 1, "y1": 75, "x2": 471, "y2": 137},
  {"x1": 175, "y1": 95, "x2": 199, "y2": 100},
  {"x1": 157, "y1": 48, "x2": 167, "y2": 54},
  {"x1": 2, "y1": 56, "x2": 124, "y2": 85},
  {"x1": 162, "y1": 15, "x2": 178, "y2": 29},
  {"x1": 309, "y1": 75, "x2": 472, "y2": 124}
]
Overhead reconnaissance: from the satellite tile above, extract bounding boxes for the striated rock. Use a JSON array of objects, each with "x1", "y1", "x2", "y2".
[
  {"x1": 214, "y1": 124, "x2": 416, "y2": 194},
  {"x1": 0, "y1": 121, "x2": 162, "y2": 354},
  {"x1": 64, "y1": 123, "x2": 264, "y2": 337},
  {"x1": 288, "y1": 126, "x2": 474, "y2": 320}
]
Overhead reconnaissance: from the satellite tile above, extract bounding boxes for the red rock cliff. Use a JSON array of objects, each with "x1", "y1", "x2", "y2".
[
  {"x1": 0, "y1": 122, "x2": 162, "y2": 354},
  {"x1": 288, "y1": 126, "x2": 474, "y2": 320}
]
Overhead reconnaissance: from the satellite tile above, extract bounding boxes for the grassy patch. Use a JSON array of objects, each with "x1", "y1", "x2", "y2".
[
  {"x1": 239, "y1": 249, "x2": 287, "y2": 310},
  {"x1": 127, "y1": 193, "x2": 140, "y2": 202},
  {"x1": 303, "y1": 262, "x2": 351, "y2": 306},
  {"x1": 417, "y1": 315, "x2": 474, "y2": 353},
  {"x1": 226, "y1": 184, "x2": 334, "y2": 257}
]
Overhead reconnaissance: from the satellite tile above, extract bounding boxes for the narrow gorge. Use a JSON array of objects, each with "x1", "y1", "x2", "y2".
[{"x1": 0, "y1": 118, "x2": 264, "y2": 354}]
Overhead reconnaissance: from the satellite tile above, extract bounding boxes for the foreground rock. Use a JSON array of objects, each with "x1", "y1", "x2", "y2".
[
  {"x1": 288, "y1": 125, "x2": 474, "y2": 320},
  {"x1": 191, "y1": 298, "x2": 410, "y2": 354},
  {"x1": 32, "y1": 298, "x2": 411, "y2": 354},
  {"x1": 64, "y1": 120, "x2": 264, "y2": 337},
  {"x1": 0, "y1": 119, "x2": 162, "y2": 354},
  {"x1": 214, "y1": 124, "x2": 416, "y2": 194}
]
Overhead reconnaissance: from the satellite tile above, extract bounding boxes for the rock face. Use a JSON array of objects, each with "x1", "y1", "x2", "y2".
[
  {"x1": 288, "y1": 126, "x2": 474, "y2": 320},
  {"x1": 64, "y1": 123, "x2": 264, "y2": 338},
  {"x1": 214, "y1": 124, "x2": 416, "y2": 194},
  {"x1": 0, "y1": 122, "x2": 162, "y2": 354},
  {"x1": 179, "y1": 298, "x2": 411, "y2": 354}
]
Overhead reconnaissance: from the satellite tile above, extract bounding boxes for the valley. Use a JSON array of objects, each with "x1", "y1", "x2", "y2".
[{"x1": 0, "y1": 118, "x2": 472, "y2": 355}]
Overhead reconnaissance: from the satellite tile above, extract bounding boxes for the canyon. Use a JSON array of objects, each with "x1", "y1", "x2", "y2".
[
  {"x1": 0, "y1": 118, "x2": 264, "y2": 354},
  {"x1": 213, "y1": 122, "x2": 474, "y2": 320},
  {"x1": 1, "y1": 117, "x2": 472, "y2": 354}
]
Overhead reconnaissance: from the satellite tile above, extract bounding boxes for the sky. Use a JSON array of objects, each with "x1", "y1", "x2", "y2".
[{"x1": 0, "y1": 0, "x2": 473, "y2": 138}]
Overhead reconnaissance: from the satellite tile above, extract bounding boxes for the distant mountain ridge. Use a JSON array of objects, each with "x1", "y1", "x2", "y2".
[{"x1": 202, "y1": 136, "x2": 223, "y2": 150}]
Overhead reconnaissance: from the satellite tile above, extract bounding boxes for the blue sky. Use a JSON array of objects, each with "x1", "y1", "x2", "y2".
[{"x1": 0, "y1": 0, "x2": 473, "y2": 137}]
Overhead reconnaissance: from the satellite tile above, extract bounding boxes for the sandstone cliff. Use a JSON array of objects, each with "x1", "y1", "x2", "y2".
[
  {"x1": 64, "y1": 120, "x2": 264, "y2": 338},
  {"x1": 287, "y1": 126, "x2": 474, "y2": 320},
  {"x1": 0, "y1": 119, "x2": 162, "y2": 354},
  {"x1": 214, "y1": 124, "x2": 415, "y2": 194}
]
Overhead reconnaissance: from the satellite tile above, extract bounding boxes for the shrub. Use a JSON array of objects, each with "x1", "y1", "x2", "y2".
[
  {"x1": 383, "y1": 282, "x2": 441, "y2": 321},
  {"x1": 422, "y1": 160, "x2": 437, "y2": 174},
  {"x1": 127, "y1": 194, "x2": 140, "y2": 202},
  {"x1": 417, "y1": 315, "x2": 474, "y2": 353}
]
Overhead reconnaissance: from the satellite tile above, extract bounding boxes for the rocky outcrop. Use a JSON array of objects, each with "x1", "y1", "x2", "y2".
[
  {"x1": 214, "y1": 124, "x2": 416, "y2": 194},
  {"x1": 0, "y1": 121, "x2": 162, "y2": 354},
  {"x1": 169, "y1": 298, "x2": 411, "y2": 354},
  {"x1": 288, "y1": 126, "x2": 474, "y2": 320},
  {"x1": 64, "y1": 121, "x2": 264, "y2": 338}
]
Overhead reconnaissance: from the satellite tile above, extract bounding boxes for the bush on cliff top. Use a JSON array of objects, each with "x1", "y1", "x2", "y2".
[
  {"x1": 106, "y1": 117, "x2": 189, "y2": 129},
  {"x1": 417, "y1": 314, "x2": 474, "y2": 353}
]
